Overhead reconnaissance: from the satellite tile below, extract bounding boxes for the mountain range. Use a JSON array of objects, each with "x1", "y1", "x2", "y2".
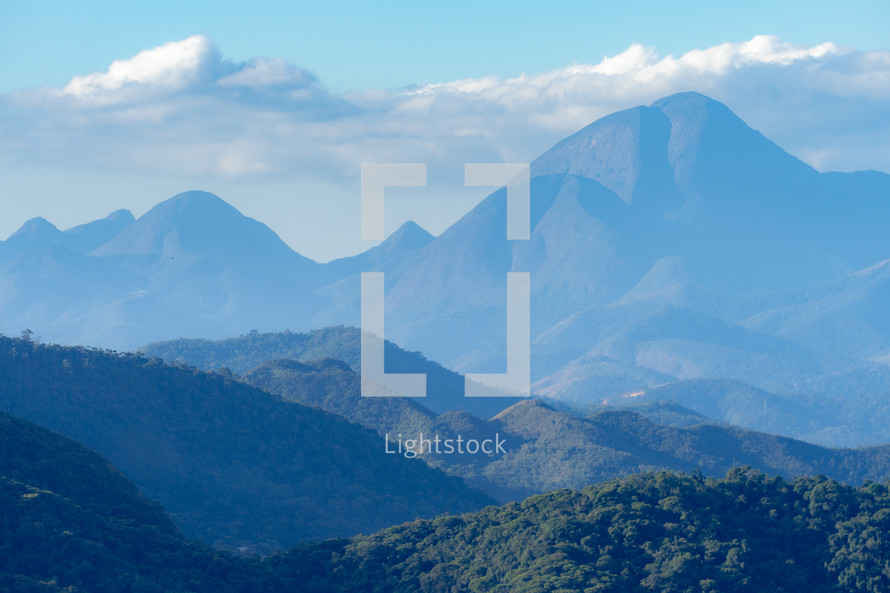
[{"x1": 3, "y1": 91, "x2": 890, "y2": 424}]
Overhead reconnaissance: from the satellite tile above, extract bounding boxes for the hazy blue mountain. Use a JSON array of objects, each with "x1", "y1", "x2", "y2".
[
  {"x1": 532, "y1": 304, "x2": 833, "y2": 402},
  {"x1": 0, "y1": 210, "x2": 135, "y2": 260},
  {"x1": 383, "y1": 174, "x2": 652, "y2": 368},
  {"x1": 531, "y1": 102, "x2": 684, "y2": 210},
  {"x1": 375, "y1": 92, "x2": 890, "y2": 403},
  {"x1": 602, "y1": 378, "x2": 890, "y2": 449},
  {"x1": 326, "y1": 220, "x2": 434, "y2": 278},
  {"x1": 1, "y1": 216, "x2": 62, "y2": 256},
  {"x1": 63, "y1": 208, "x2": 136, "y2": 254},
  {"x1": 0, "y1": 191, "x2": 330, "y2": 349},
  {"x1": 457, "y1": 399, "x2": 890, "y2": 501},
  {"x1": 313, "y1": 220, "x2": 436, "y2": 327},
  {"x1": 743, "y1": 258, "x2": 890, "y2": 363},
  {"x1": 604, "y1": 399, "x2": 723, "y2": 428},
  {"x1": 94, "y1": 190, "x2": 317, "y2": 277}
]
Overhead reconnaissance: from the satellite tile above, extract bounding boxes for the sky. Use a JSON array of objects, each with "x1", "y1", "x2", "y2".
[{"x1": 1, "y1": 0, "x2": 889, "y2": 260}]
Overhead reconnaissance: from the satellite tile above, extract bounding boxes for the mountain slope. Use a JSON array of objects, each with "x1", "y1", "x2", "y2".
[{"x1": 0, "y1": 410, "x2": 179, "y2": 537}]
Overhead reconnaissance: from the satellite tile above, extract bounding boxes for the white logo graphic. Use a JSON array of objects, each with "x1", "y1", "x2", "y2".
[{"x1": 360, "y1": 163, "x2": 531, "y2": 398}]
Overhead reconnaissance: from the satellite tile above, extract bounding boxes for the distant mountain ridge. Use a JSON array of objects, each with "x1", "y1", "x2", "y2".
[{"x1": 141, "y1": 326, "x2": 520, "y2": 418}]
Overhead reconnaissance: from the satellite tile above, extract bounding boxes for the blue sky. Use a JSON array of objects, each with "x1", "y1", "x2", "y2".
[
  {"x1": 3, "y1": 0, "x2": 889, "y2": 94},
  {"x1": 2, "y1": 1, "x2": 889, "y2": 260}
]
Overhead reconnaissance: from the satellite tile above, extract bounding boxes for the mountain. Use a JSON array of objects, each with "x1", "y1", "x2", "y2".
[
  {"x1": 244, "y1": 357, "x2": 438, "y2": 437},
  {"x1": 0, "y1": 216, "x2": 62, "y2": 259},
  {"x1": 61, "y1": 208, "x2": 137, "y2": 254},
  {"x1": 312, "y1": 220, "x2": 437, "y2": 328},
  {"x1": 378, "y1": 92, "x2": 890, "y2": 377},
  {"x1": 0, "y1": 335, "x2": 494, "y2": 552},
  {"x1": 325, "y1": 220, "x2": 434, "y2": 279},
  {"x1": 10, "y1": 452, "x2": 890, "y2": 592},
  {"x1": 604, "y1": 398, "x2": 722, "y2": 428},
  {"x1": 743, "y1": 258, "x2": 890, "y2": 364},
  {"x1": 94, "y1": 190, "x2": 316, "y2": 276},
  {"x1": 0, "y1": 210, "x2": 135, "y2": 261},
  {"x1": 605, "y1": 378, "x2": 890, "y2": 448},
  {"x1": 0, "y1": 191, "x2": 328, "y2": 349},
  {"x1": 452, "y1": 399, "x2": 890, "y2": 501}
]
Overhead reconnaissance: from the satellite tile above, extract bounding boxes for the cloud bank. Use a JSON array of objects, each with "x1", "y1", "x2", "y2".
[{"x1": 2, "y1": 34, "x2": 889, "y2": 181}]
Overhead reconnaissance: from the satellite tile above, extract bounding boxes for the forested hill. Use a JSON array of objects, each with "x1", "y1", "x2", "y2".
[
  {"x1": 140, "y1": 326, "x2": 521, "y2": 418},
  {"x1": 0, "y1": 411, "x2": 255, "y2": 592},
  {"x1": 269, "y1": 469, "x2": 890, "y2": 593},
  {"x1": 0, "y1": 335, "x2": 494, "y2": 552},
  {"x1": 0, "y1": 410, "x2": 178, "y2": 537},
  {"x1": 8, "y1": 453, "x2": 890, "y2": 592}
]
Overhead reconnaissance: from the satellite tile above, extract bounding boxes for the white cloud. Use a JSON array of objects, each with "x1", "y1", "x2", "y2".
[
  {"x1": 2, "y1": 33, "x2": 890, "y2": 185},
  {"x1": 61, "y1": 35, "x2": 217, "y2": 103}
]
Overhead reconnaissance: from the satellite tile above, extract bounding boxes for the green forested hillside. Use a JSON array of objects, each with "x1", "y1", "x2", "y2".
[
  {"x1": 6, "y1": 430, "x2": 890, "y2": 593},
  {"x1": 268, "y1": 469, "x2": 890, "y2": 593},
  {"x1": 0, "y1": 411, "x2": 255, "y2": 593},
  {"x1": 0, "y1": 336, "x2": 493, "y2": 552},
  {"x1": 0, "y1": 410, "x2": 179, "y2": 537}
]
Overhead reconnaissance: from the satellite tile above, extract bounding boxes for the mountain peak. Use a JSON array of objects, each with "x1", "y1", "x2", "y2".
[
  {"x1": 93, "y1": 190, "x2": 315, "y2": 270},
  {"x1": 378, "y1": 220, "x2": 434, "y2": 254},
  {"x1": 142, "y1": 190, "x2": 243, "y2": 227},
  {"x1": 492, "y1": 398, "x2": 555, "y2": 421},
  {"x1": 531, "y1": 103, "x2": 683, "y2": 213},
  {"x1": 325, "y1": 219, "x2": 434, "y2": 277},
  {"x1": 650, "y1": 91, "x2": 815, "y2": 196},
  {"x1": 649, "y1": 90, "x2": 719, "y2": 111},
  {"x1": 105, "y1": 209, "x2": 136, "y2": 224},
  {"x1": 161, "y1": 189, "x2": 231, "y2": 208},
  {"x1": 8, "y1": 217, "x2": 60, "y2": 242}
]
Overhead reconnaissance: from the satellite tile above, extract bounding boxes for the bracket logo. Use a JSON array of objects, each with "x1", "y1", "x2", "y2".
[{"x1": 360, "y1": 163, "x2": 531, "y2": 398}]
